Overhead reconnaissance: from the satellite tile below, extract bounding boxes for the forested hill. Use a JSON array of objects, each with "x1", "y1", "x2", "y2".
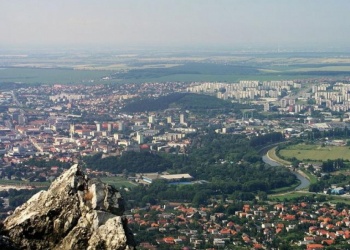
[{"x1": 121, "y1": 93, "x2": 235, "y2": 112}]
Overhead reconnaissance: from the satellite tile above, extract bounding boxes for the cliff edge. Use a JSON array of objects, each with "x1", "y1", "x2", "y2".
[{"x1": 0, "y1": 164, "x2": 136, "y2": 250}]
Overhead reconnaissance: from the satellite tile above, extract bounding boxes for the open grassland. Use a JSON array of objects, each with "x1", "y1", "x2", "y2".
[
  {"x1": 279, "y1": 144, "x2": 350, "y2": 161},
  {"x1": 0, "y1": 179, "x2": 49, "y2": 188},
  {"x1": 269, "y1": 191, "x2": 314, "y2": 200},
  {"x1": 100, "y1": 176, "x2": 137, "y2": 189},
  {"x1": 267, "y1": 147, "x2": 317, "y2": 186},
  {"x1": 135, "y1": 73, "x2": 316, "y2": 83},
  {"x1": 0, "y1": 68, "x2": 113, "y2": 84},
  {"x1": 74, "y1": 63, "x2": 181, "y2": 71},
  {"x1": 0, "y1": 177, "x2": 136, "y2": 190},
  {"x1": 0, "y1": 67, "x2": 311, "y2": 84},
  {"x1": 2, "y1": 60, "x2": 349, "y2": 84},
  {"x1": 287, "y1": 65, "x2": 350, "y2": 72},
  {"x1": 269, "y1": 191, "x2": 350, "y2": 205}
]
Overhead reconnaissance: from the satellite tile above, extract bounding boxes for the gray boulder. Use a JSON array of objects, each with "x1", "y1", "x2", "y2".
[{"x1": 1, "y1": 164, "x2": 136, "y2": 250}]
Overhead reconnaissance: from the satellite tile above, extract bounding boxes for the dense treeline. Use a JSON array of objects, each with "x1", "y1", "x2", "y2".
[
  {"x1": 122, "y1": 93, "x2": 187, "y2": 112},
  {"x1": 250, "y1": 132, "x2": 284, "y2": 147},
  {"x1": 122, "y1": 92, "x2": 261, "y2": 113},
  {"x1": 306, "y1": 127, "x2": 350, "y2": 140},
  {"x1": 124, "y1": 163, "x2": 295, "y2": 207},
  {"x1": 309, "y1": 173, "x2": 350, "y2": 193},
  {"x1": 83, "y1": 151, "x2": 172, "y2": 173},
  {"x1": 85, "y1": 132, "x2": 297, "y2": 207},
  {"x1": 0, "y1": 106, "x2": 8, "y2": 113},
  {"x1": 321, "y1": 159, "x2": 346, "y2": 172}
]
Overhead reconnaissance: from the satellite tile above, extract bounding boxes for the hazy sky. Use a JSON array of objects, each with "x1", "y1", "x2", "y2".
[{"x1": 1, "y1": 0, "x2": 349, "y2": 50}]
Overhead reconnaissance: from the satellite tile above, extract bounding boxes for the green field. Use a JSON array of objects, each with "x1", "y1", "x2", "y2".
[
  {"x1": 0, "y1": 67, "x2": 293, "y2": 84},
  {"x1": 0, "y1": 68, "x2": 113, "y2": 84},
  {"x1": 1, "y1": 59, "x2": 349, "y2": 84},
  {"x1": 269, "y1": 191, "x2": 350, "y2": 205},
  {"x1": 279, "y1": 144, "x2": 350, "y2": 161},
  {"x1": 0, "y1": 177, "x2": 136, "y2": 190},
  {"x1": 287, "y1": 65, "x2": 350, "y2": 72},
  {"x1": 2, "y1": 51, "x2": 350, "y2": 84},
  {"x1": 269, "y1": 191, "x2": 314, "y2": 201},
  {"x1": 0, "y1": 179, "x2": 49, "y2": 187},
  {"x1": 100, "y1": 176, "x2": 137, "y2": 189}
]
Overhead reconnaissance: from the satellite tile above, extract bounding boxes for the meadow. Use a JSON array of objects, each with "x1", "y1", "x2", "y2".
[
  {"x1": 269, "y1": 191, "x2": 350, "y2": 205},
  {"x1": 279, "y1": 144, "x2": 350, "y2": 161},
  {"x1": 100, "y1": 176, "x2": 137, "y2": 189}
]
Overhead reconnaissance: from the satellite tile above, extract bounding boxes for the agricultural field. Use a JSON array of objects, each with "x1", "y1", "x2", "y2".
[
  {"x1": 0, "y1": 68, "x2": 114, "y2": 84},
  {"x1": 0, "y1": 65, "x2": 319, "y2": 85},
  {"x1": 2, "y1": 51, "x2": 350, "y2": 84},
  {"x1": 279, "y1": 144, "x2": 350, "y2": 161},
  {"x1": 100, "y1": 176, "x2": 137, "y2": 189}
]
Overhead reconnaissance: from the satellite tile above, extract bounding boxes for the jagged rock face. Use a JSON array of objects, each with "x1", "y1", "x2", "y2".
[{"x1": 2, "y1": 164, "x2": 136, "y2": 250}]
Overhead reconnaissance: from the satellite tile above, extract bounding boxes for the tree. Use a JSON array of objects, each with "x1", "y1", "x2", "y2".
[
  {"x1": 257, "y1": 191, "x2": 267, "y2": 201},
  {"x1": 192, "y1": 190, "x2": 210, "y2": 206}
]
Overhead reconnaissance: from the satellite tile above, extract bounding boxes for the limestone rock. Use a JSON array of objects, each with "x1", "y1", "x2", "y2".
[{"x1": 1, "y1": 164, "x2": 136, "y2": 250}]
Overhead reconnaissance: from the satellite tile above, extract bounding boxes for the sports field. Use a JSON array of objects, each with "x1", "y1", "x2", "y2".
[
  {"x1": 100, "y1": 176, "x2": 137, "y2": 189},
  {"x1": 279, "y1": 144, "x2": 350, "y2": 161}
]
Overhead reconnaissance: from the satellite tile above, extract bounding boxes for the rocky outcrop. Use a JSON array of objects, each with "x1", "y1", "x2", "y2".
[{"x1": 1, "y1": 164, "x2": 136, "y2": 250}]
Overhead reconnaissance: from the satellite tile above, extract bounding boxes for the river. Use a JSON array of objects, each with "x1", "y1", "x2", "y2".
[{"x1": 260, "y1": 144, "x2": 310, "y2": 190}]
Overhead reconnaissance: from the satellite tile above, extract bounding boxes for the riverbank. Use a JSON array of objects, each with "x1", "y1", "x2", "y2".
[{"x1": 261, "y1": 145, "x2": 311, "y2": 190}]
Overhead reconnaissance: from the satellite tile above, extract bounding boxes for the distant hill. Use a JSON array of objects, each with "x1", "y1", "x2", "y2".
[{"x1": 121, "y1": 93, "x2": 234, "y2": 112}]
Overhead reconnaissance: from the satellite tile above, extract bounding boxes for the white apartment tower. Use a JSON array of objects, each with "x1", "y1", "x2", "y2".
[
  {"x1": 107, "y1": 123, "x2": 112, "y2": 132},
  {"x1": 136, "y1": 132, "x2": 144, "y2": 144},
  {"x1": 148, "y1": 115, "x2": 155, "y2": 124},
  {"x1": 118, "y1": 121, "x2": 124, "y2": 131},
  {"x1": 264, "y1": 102, "x2": 270, "y2": 112},
  {"x1": 96, "y1": 123, "x2": 101, "y2": 132},
  {"x1": 180, "y1": 113, "x2": 185, "y2": 124}
]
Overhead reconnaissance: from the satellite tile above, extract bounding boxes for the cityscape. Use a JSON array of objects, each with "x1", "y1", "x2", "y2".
[
  {"x1": 1, "y1": 1, "x2": 350, "y2": 250},
  {"x1": 0, "y1": 76, "x2": 349, "y2": 249}
]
